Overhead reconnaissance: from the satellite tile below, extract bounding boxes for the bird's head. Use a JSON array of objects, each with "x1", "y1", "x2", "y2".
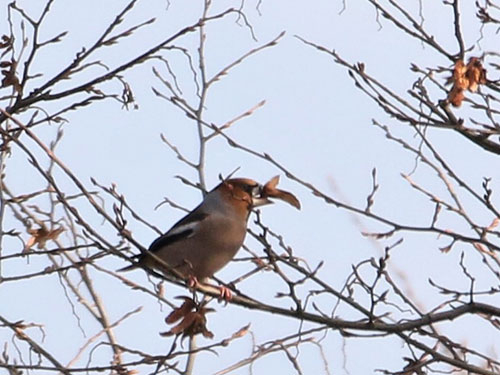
[{"x1": 218, "y1": 178, "x2": 272, "y2": 210}]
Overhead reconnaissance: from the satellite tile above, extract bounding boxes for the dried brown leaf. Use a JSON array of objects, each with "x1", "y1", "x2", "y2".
[
  {"x1": 466, "y1": 57, "x2": 486, "y2": 92},
  {"x1": 262, "y1": 175, "x2": 301, "y2": 209},
  {"x1": 169, "y1": 312, "x2": 198, "y2": 335},
  {"x1": 0, "y1": 35, "x2": 12, "y2": 48},
  {"x1": 453, "y1": 59, "x2": 469, "y2": 90},
  {"x1": 163, "y1": 298, "x2": 215, "y2": 339},
  {"x1": 24, "y1": 236, "x2": 37, "y2": 253},
  {"x1": 165, "y1": 297, "x2": 196, "y2": 324},
  {"x1": 231, "y1": 323, "x2": 250, "y2": 339},
  {"x1": 448, "y1": 86, "x2": 465, "y2": 107},
  {"x1": 447, "y1": 57, "x2": 487, "y2": 107},
  {"x1": 439, "y1": 244, "x2": 453, "y2": 253},
  {"x1": 24, "y1": 226, "x2": 64, "y2": 252}
]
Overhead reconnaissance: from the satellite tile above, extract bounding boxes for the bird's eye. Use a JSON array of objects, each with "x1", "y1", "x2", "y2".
[{"x1": 248, "y1": 184, "x2": 262, "y2": 197}]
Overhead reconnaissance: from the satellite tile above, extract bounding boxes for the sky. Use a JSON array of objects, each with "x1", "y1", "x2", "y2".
[{"x1": 1, "y1": 0, "x2": 499, "y2": 374}]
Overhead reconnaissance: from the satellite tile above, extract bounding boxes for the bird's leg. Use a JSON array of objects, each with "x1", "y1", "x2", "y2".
[
  {"x1": 187, "y1": 274, "x2": 199, "y2": 289},
  {"x1": 210, "y1": 276, "x2": 235, "y2": 302},
  {"x1": 186, "y1": 275, "x2": 200, "y2": 302},
  {"x1": 186, "y1": 274, "x2": 233, "y2": 302},
  {"x1": 217, "y1": 286, "x2": 232, "y2": 302}
]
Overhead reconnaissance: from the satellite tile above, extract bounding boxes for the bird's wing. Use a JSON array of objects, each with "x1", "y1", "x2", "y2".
[{"x1": 149, "y1": 211, "x2": 210, "y2": 253}]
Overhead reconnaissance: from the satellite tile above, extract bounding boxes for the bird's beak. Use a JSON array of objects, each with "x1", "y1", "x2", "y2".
[
  {"x1": 252, "y1": 196, "x2": 273, "y2": 207},
  {"x1": 251, "y1": 184, "x2": 273, "y2": 207}
]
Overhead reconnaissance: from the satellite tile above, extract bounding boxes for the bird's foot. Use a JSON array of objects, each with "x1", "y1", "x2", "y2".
[
  {"x1": 187, "y1": 275, "x2": 199, "y2": 289},
  {"x1": 186, "y1": 275, "x2": 232, "y2": 302},
  {"x1": 217, "y1": 286, "x2": 232, "y2": 302}
]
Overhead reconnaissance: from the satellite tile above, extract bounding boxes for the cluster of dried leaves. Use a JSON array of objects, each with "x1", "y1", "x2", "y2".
[
  {"x1": 24, "y1": 226, "x2": 64, "y2": 252},
  {"x1": 447, "y1": 57, "x2": 487, "y2": 107},
  {"x1": 0, "y1": 34, "x2": 21, "y2": 93},
  {"x1": 161, "y1": 297, "x2": 214, "y2": 340}
]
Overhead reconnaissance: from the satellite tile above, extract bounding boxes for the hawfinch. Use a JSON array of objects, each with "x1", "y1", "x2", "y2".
[{"x1": 122, "y1": 177, "x2": 299, "y2": 296}]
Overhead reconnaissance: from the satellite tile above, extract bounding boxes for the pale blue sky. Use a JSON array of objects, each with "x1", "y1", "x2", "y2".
[{"x1": 1, "y1": 1, "x2": 499, "y2": 374}]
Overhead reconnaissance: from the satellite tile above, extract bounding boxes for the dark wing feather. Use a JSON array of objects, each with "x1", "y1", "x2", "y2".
[{"x1": 149, "y1": 211, "x2": 209, "y2": 253}]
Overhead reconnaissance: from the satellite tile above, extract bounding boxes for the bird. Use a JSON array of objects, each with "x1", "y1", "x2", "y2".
[{"x1": 120, "y1": 176, "x2": 300, "y2": 299}]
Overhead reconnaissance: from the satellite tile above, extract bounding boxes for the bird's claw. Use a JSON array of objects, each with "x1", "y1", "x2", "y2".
[
  {"x1": 186, "y1": 275, "x2": 232, "y2": 302},
  {"x1": 218, "y1": 286, "x2": 232, "y2": 302},
  {"x1": 187, "y1": 275, "x2": 199, "y2": 289}
]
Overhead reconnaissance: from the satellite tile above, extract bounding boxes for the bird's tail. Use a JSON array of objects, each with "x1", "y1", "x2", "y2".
[
  {"x1": 116, "y1": 263, "x2": 137, "y2": 272},
  {"x1": 116, "y1": 254, "x2": 141, "y2": 272}
]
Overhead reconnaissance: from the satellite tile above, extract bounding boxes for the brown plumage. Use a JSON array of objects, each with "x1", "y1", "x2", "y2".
[
  {"x1": 122, "y1": 179, "x2": 269, "y2": 280},
  {"x1": 121, "y1": 177, "x2": 300, "y2": 291}
]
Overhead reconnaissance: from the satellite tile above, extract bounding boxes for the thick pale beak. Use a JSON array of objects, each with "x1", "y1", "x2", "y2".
[
  {"x1": 252, "y1": 196, "x2": 273, "y2": 207},
  {"x1": 251, "y1": 184, "x2": 273, "y2": 207}
]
